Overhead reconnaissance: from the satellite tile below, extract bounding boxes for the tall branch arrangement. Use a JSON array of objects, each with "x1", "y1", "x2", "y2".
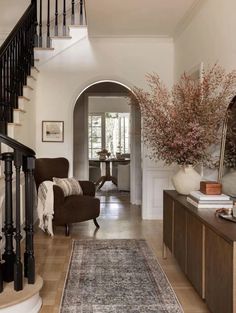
[
  {"x1": 131, "y1": 64, "x2": 236, "y2": 166},
  {"x1": 224, "y1": 102, "x2": 236, "y2": 168}
]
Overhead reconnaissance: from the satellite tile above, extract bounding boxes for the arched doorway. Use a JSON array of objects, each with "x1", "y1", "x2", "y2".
[{"x1": 73, "y1": 81, "x2": 142, "y2": 205}]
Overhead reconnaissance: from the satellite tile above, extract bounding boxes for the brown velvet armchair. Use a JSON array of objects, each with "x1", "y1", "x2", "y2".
[{"x1": 34, "y1": 157, "x2": 100, "y2": 236}]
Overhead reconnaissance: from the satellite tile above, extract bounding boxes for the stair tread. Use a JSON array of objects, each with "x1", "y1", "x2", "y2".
[
  {"x1": 51, "y1": 36, "x2": 72, "y2": 39},
  {"x1": 31, "y1": 66, "x2": 40, "y2": 73},
  {"x1": 23, "y1": 85, "x2": 34, "y2": 91},
  {"x1": 8, "y1": 123, "x2": 22, "y2": 126},
  {"x1": 14, "y1": 108, "x2": 26, "y2": 113},
  {"x1": 0, "y1": 275, "x2": 43, "y2": 309},
  {"x1": 68, "y1": 24, "x2": 87, "y2": 28},
  {"x1": 34, "y1": 47, "x2": 54, "y2": 51},
  {"x1": 23, "y1": 85, "x2": 34, "y2": 90},
  {"x1": 18, "y1": 96, "x2": 30, "y2": 101},
  {"x1": 28, "y1": 75, "x2": 37, "y2": 81}
]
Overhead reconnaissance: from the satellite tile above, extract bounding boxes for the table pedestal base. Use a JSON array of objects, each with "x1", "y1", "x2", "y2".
[{"x1": 96, "y1": 175, "x2": 117, "y2": 190}]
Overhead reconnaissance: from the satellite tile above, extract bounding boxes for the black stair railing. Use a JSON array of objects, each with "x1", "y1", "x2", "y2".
[
  {"x1": 36, "y1": 0, "x2": 86, "y2": 48},
  {"x1": 0, "y1": 1, "x2": 87, "y2": 136},
  {"x1": 0, "y1": 134, "x2": 36, "y2": 292},
  {"x1": 0, "y1": 0, "x2": 37, "y2": 135}
]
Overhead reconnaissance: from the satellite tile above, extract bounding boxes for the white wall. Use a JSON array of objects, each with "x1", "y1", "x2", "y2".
[
  {"x1": 35, "y1": 36, "x2": 174, "y2": 160},
  {"x1": 0, "y1": 0, "x2": 30, "y2": 46},
  {"x1": 35, "y1": 36, "x2": 174, "y2": 219},
  {"x1": 174, "y1": 0, "x2": 236, "y2": 182},
  {"x1": 73, "y1": 93, "x2": 88, "y2": 179},
  {"x1": 175, "y1": 0, "x2": 236, "y2": 79}
]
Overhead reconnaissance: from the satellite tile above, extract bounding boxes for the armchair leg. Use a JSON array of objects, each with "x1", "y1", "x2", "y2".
[
  {"x1": 65, "y1": 224, "x2": 70, "y2": 236},
  {"x1": 93, "y1": 218, "x2": 100, "y2": 229}
]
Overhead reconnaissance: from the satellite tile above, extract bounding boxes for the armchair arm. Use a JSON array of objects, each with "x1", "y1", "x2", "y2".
[
  {"x1": 79, "y1": 180, "x2": 96, "y2": 196},
  {"x1": 53, "y1": 185, "x2": 65, "y2": 208}
]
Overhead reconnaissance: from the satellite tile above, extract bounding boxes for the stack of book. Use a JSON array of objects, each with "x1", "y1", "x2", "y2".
[{"x1": 187, "y1": 190, "x2": 233, "y2": 209}]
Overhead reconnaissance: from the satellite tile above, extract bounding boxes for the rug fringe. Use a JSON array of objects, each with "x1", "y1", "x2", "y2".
[
  {"x1": 147, "y1": 241, "x2": 184, "y2": 313},
  {"x1": 58, "y1": 239, "x2": 75, "y2": 313}
]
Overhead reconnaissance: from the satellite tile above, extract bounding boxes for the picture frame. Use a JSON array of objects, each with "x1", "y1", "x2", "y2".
[{"x1": 42, "y1": 121, "x2": 64, "y2": 142}]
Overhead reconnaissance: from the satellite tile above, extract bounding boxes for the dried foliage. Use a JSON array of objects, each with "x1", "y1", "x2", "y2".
[
  {"x1": 131, "y1": 64, "x2": 236, "y2": 166},
  {"x1": 224, "y1": 101, "x2": 236, "y2": 168}
]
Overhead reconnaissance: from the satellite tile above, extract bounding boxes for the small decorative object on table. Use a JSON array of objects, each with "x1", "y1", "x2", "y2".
[
  {"x1": 200, "y1": 181, "x2": 222, "y2": 195},
  {"x1": 233, "y1": 201, "x2": 236, "y2": 217},
  {"x1": 97, "y1": 149, "x2": 111, "y2": 160},
  {"x1": 187, "y1": 190, "x2": 233, "y2": 209}
]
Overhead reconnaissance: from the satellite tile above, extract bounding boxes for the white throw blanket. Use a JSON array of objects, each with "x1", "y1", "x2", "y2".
[{"x1": 37, "y1": 180, "x2": 55, "y2": 236}]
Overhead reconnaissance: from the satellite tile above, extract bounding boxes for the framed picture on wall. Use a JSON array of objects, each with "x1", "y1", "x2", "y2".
[{"x1": 42, "y1": 121, "x2": 64, "y2": 142}]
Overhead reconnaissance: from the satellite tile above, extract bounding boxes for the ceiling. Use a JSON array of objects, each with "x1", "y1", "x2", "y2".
[{"x1": 85, "y1": 0, "x2": 200, "y2": 37}]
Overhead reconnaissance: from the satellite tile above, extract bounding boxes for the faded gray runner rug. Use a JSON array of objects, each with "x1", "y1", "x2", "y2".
[{"x1": 60, "y1": 239, "x2": 183, "y2": 313}]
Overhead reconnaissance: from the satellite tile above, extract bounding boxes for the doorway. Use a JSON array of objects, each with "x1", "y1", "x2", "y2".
[{"x1": 73, "y1": 81, "x2": 142, "y2": 205}]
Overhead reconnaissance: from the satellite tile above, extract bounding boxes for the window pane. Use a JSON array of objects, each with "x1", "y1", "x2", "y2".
[
  {"x1": 92, "y1": 149, "x2": 101, "y2": 159},
  {"x1": 88, "y1": 114, "x2": 103, "y2": 159},
  {"x1": 92, "y1": 142, "x2": 102, "y2": 149},
  {"x1": 92, "y1": 116, "x2": 102, "y2": 127},
  {"x1": 105, "y1": 114, "x2": 119, "y2": 157},
  {"x1": 89, "y1": 112, "x2": 130, "y2": 159},
  {"x1": 91, "y1": 128, "x2": 101, "y2": 138}
]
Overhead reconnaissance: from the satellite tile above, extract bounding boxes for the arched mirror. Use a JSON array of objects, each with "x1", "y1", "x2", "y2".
[{"x1": 219, "y1": 96, "x2": 236, "y2": 196}]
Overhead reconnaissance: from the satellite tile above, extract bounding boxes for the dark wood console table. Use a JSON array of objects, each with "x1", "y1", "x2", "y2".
[{"x1": 163, "y1": 190, "x2": 236, "y2": 313}]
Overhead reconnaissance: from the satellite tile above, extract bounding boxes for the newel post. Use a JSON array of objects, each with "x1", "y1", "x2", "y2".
[{"x1": 23, "y1": 155, "x2": 35, "y2": 284}]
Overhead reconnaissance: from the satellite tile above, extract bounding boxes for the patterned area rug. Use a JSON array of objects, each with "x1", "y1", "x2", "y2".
[{"x1": 60, "y1": 239, "x2": 183, "y2": 313}]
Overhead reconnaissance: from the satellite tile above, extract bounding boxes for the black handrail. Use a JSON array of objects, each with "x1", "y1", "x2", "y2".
[
  {"x1": 0, "y1": 133, "x2": 35, "y2": 156},
  {"x1": 0, "y1": 2, "x2": 36, "y2": 58},
  {"x1": 0, "y1": 0, "x2": 37, "y2": 135}
]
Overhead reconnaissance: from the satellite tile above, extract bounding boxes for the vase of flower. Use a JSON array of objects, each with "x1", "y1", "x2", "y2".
[
  {"x1": 131, "y1": 64, "x2": 236, "y2": 184},
  {"x1": 172, "y1": 165, "x2": 201, "y2": 195}
]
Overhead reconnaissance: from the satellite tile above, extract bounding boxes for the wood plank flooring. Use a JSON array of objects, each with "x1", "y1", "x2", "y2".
[{"x1": 36, "y1": 190, "x2": 210, "y2": 313}]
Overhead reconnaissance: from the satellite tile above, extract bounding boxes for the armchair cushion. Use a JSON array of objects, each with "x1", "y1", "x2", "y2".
[{"x1": 53, "y1": 177, "x2": 83, "y2": 197}]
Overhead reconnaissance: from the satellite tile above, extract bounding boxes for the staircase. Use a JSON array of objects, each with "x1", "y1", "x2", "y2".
[
  {"x1": 0, "y1": 134, "x2": 43, "y2": 313},
  {"x1": 0, "y1": 0, "x2": 87, "y2": 311},
  {"x1": 0, "y1": 0, "x2": 86, "y2": 145}
]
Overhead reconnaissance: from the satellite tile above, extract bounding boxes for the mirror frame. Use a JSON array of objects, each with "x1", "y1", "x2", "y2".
[
  {"x1": 218, "y1": 116, "x2": 228, "y2": 182},
  {"x1": 218, "y1": 96, "x2": 236, "y2": 182}
]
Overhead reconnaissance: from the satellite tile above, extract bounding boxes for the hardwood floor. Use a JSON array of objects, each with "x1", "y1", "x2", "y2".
[{"x1": 36, "y1": 189, "x2": 210, "y2": 313}]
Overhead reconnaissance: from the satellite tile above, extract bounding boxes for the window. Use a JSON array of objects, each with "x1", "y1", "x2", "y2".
[
  {"x1": 88, "y1": 114, "x2": 103, "y2": 159},
  {"x1": 88, "y1": 112, "x2": 130, "y2": 158}
]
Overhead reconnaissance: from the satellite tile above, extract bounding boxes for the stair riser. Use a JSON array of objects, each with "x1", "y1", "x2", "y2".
[
  {"x1": 26, "y1": 77, "x2": 36, "y2": 89},
  {"x1": 35, "y1": 26, "x2": 87, "y2": 65},
  {"x1": 18, "y1": 98, "x2": 30, "y2": 111},
  {"x1": 13, "y1": 110, "x2": 25, "y2": 124},
  {"x1": 31, "y1": 67, "x2": 39, "y2": 77},
  {"x1": 7, "y1": 124, "x2": 18, "y2": 139},
  {"x1": 23, "y1": 86, "x2": 33, "y2": 99}
]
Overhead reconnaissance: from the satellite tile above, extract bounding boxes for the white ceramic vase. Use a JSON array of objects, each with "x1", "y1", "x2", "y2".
[
  {"x1": 172, "y1": 165, "x2": 201, "y2": 195},
  {"x1": 222, "y1": 169, "x2": 236, "y2": 197}
]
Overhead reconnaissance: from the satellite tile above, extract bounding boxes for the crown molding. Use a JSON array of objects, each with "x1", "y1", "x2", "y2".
[{"x1": 173, "y1": 0, "x2": 206, "y2": 39}]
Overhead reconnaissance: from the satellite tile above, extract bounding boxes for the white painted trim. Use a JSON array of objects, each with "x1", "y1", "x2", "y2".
[
  {"x1": 72, "y1": 80, "x2": 142, "y2": 205},
  {"x1": 173, "y1": 0, "x2": 206, "y2": 39},
  {"x1": 0, "y1": 293, "x2": 42, "y2": 313}
]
